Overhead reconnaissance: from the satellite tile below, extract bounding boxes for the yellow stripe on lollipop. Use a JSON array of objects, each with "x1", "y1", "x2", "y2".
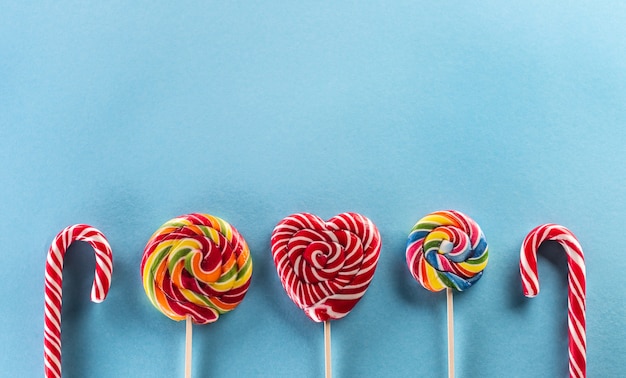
[
  {"x1": 169, "y1": 258, "x2": 186, "y2": 288},
  {"x1": 207, "y1": 272, "x2": 237, "y2": 292},
  {"x1": 427, "y1": 213, "x2": 461, "y2": 228},
  {"x1": 426, "y1": 230, "x2": 451, "y2": 247},
  {"x1": 458, "y1": 259, "x2": 488, "y2": 274},
  {"x1": 196, "y1": 226, "x2": 221, "y2": 245},
  {"x1": 424, "y1": 264, "x2": 446, "y2": 291},
  {"x1": 155, "y1": 238, "x2": 198, "y2": 252},
  {"x1": 234, "y1": 254, "x2": 253, "y2": 287},
  {"x1": 152, "y1": 222, "x2": 187, "y2": 240},
  {"x1": 213, "y1": 216, "x2": 233, "y2": 241},
  {"x1": 179, "y1": 286, "x2": 217, "y2": 308}
]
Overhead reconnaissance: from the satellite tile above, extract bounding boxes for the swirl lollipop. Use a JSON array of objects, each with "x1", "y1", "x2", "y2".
[
  {"x1": 271, "y1": 212, "x2": 381, "y2": 377},
  {"x1": 405, "y1": 210, "x2": 488, "y2": 378},
  {"x1": 141, "y1": 213, "x2": 253, "y2": 377}
]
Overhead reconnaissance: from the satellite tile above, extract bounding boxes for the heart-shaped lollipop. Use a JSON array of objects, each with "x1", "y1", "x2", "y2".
[{"x1": 271, "y1": 212, "x2": 381, "y2": 322}]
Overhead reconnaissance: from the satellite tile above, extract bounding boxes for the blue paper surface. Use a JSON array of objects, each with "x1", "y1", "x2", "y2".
[{"x1": 1, "y1": 2, "x2": 625, "y2": 377}]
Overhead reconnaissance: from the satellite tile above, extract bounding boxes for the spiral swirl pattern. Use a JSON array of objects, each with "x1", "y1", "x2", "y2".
[
  {"x1": 271, "y1": 212, "x2": 381, "y2": 322},
  {"x1": 406, "y1": 210, "x2": 488, "y2": 292},
  {"x1": 141, "y1": 213, "x2": 253, "y2": 324}
]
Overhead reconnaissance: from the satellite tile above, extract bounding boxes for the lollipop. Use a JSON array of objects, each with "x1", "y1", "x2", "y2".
[
  {"x1": 271, "y1": 212, "x2": 381, "y2": 377},
  {"x1": 520, "y1": 224, "x2": 586, "y2": 378},
  {"x1": 141, "y1": 213, "x2": 252, "y2": 377},
  {"x1": 43, "y1": 224, "x2": 113, "y2": 378},
  {"x1": 405, "y1": 210, "x2": 488, "y2": 378}
]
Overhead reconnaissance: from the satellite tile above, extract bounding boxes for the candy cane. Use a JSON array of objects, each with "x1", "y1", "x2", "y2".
[
  {"x1": 520, "y1": 224, "x2": 586, "y2": 378},
  {"x1": 44, "y1": 224, "x2": 113, "y2": 378}
]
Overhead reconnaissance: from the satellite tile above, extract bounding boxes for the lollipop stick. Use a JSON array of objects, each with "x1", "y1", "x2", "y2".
[
  {"x1": 324, "y1": 320, "x2": 332, "y2": 378},
  {"x1": 185, "y1": 315, "x2": 192, "y2": 378},
  {"x1": 447, "y1": 288, "x2": 455, "y2": 378}
]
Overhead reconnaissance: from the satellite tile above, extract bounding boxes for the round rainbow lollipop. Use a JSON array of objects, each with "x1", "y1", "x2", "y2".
[
  {"x1": 405, "y1": 210, "x2": 488, "y2": 378},
  {"x1": 141, "y1": 213, "x2": 253, "y2": 376},
  {"x1": 406, "y1": 210, "x2": 488, "y2": 291}
]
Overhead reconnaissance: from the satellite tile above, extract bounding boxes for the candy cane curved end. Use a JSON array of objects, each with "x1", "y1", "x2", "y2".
[
  {"x1": 43, "y1": 224, "x2": 114, "y2": 378},
  {"x1": 520, "y1": 223, "x2": 585, "y2": 297}
]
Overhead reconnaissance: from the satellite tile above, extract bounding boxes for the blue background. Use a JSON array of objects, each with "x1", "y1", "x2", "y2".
[{"x1": 1, "y1": 2, "x2": 625, "y2": 377}]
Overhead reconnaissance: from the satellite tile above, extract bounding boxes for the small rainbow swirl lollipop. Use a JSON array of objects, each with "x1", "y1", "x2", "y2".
[
  {"x1": 141, "y1": 213, "x2": 252, "y2": 377},
  {"x1": 405, "y1": 210, "x2": 488, "y2": 378}
]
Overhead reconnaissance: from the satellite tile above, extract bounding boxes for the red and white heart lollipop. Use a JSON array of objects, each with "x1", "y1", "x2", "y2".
[{"x1": 271, "y1": 212, "x2": 381, "y2": 322}]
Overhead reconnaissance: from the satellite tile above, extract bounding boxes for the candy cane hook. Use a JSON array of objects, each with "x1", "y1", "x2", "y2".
[
  {"x1": 43, "y1": 224, "x2": 113, "y2": 378},
  {"x1": 520, "y1": 224, "x2": 586, "y2": 378}
]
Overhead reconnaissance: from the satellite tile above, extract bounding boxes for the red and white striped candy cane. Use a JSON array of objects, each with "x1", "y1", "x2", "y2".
[
  {"x1": 520, "y1": 224, "x2": 586, "y2": 378},
  {"x1": 44, "y1": 224, "x2": 113, "y2": 378}
]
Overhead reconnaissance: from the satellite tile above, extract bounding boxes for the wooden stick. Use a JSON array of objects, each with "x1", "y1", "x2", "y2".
[
  {"x1": 185, "y1": 315, "x2": 192, "y2": 378},
  {"x1": 447, "y1": 288, "x2": 455, "y2": 378},
  {"x1": 324, "y1": 320, "x2": 332, "y2": 378}
]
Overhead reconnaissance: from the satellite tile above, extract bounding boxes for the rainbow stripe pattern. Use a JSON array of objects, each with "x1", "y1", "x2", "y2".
[
  {"x1": 406, "y1": 210, "x2": 488, "y2": 292},
  {"x1": 141, "y1": 213, "x2": 252, "y2": 324}
]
